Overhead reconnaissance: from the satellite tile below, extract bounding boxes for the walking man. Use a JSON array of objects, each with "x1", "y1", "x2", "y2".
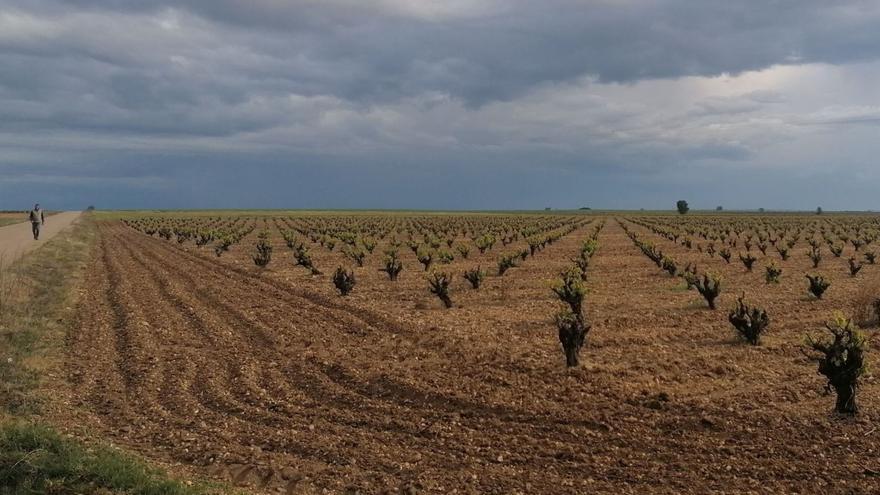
[{"x1": 29, "y1": 204, "x2": 45, "y2": 240}]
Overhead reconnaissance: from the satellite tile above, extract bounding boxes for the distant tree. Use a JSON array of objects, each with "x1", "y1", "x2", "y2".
[
  {"x1": 816, "y1": 206, "x2": 823, "y2": 215},
  {"x1": 716, "y1": 206, "x2": 723, "y2": 211},
  {"x1": 759, "y1": 208, "x2": 765, "y2": 213},
  {"x1": 86, "y1": 205, "x2": 95, "y2": 211},
  {"x1": 579, "y1": 207, "x2": 591, "y2": 210},
  {"x1": 676, "y1": 200, "x2": 690, "y2": 215}
]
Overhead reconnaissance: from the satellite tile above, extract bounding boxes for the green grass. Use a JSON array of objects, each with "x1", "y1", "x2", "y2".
[
  {"x1": 0, "y1": 422, "x2": 213, "y2": 495},
  {"x1": 0, "y1": 214, "x2": 223, "y2": 495},
  {"x1": 1, "y1": 214, "x2": 94, "y2": 415}
]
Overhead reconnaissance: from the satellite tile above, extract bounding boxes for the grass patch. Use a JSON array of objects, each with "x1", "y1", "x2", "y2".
[
  {"x1": 668, "y1": 281, "x2": 692, "y2": 292},
  {"x1": 0, "y1": 214, "x2": 224, "y2": 495},
  {"x1": 0, "y1": 214, "x2": 94, "y2": 415},
  {"x1": 0, "y1": 421, "x2": 213, "y2": 495}
]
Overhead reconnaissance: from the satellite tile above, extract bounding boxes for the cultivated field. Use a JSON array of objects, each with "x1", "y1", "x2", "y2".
[
  {"x1": 0, "y1": 212, "x2": 29, "y2": 228},
  {"x1": 0, "y1": 210, "x2": 59, "y2": 227},
  {"x1": 65, "y1": 212, "x2": 880, "y2": 493}
]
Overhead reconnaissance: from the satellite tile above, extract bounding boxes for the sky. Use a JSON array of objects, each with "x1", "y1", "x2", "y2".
[{"x1": 1, "y1": 1, "x2": 879, "y2": 211}]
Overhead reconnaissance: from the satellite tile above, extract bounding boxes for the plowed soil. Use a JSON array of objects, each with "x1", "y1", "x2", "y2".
[{"x1": 65, "y1": 220, "x2": 880, "y2": 494}]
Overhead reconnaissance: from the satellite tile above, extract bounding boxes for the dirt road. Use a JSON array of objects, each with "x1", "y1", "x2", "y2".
[{"x1": 0, "y1": 211, "x2": 82, "y2": 267}]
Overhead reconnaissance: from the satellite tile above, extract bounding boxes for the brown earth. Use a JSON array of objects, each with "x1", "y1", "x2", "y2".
[{"x1": 63, "y1": 220, "x2": 880, "y2": 494}]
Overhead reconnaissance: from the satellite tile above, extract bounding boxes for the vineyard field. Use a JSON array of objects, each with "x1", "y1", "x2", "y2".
[{"x1": 64, "y1": 212, "x2": 880, "y2": 494}]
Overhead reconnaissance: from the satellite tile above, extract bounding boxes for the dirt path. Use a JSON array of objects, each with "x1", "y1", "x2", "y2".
[{"x1": 0, "y1": 211, "x2": 82, "y2": 267}]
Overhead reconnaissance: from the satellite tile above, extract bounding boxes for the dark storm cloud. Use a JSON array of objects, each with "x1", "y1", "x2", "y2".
[
  {"x1": 1, "y1": 0, "x2": 880, "y2": 210},
  {"x1": 5, "y1": 0, "x2": 880, "y2": 106}
]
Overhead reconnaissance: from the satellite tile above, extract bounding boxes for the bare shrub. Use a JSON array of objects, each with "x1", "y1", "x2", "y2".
[
  {"x1": 806, "y1": 274, "x2": 830, "y2": 299},
  {"x1": 850, "y1": 280, "x2": 880, "y2": 327},
  {"x1": 463, "y1": 267, "x2": 485, "y2": 289},
  {"x1": 332, "y1": 267, "x2": 356, "y2": 296},
  {"x1": 805, "y1": 315, "x2": 866, "y2": 414},
  {"x1": 427, "y1": 271, "x2": 453, "y2": 308},
  {"x1": 728, "y1": 295, "x2": 770, "y2": 345}
]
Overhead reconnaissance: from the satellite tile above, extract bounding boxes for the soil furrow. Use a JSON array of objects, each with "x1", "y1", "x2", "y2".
[{"x1": 64, "y1": 220, "x2": 880, "y2": 494}]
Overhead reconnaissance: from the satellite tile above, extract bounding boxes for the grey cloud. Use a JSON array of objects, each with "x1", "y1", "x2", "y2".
[
  {"x1": 4, "y1": 1, "x2": 880, "y2": 106},
  {"x1": 692, "y1": 97, "x2": 764, "y2": 117},
  {"x1": 797, "y1": 106, "x2": 880, "y2": 126},
  {"x1": 1, "y1": 1, "x2": 879, "y2": 211}
]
